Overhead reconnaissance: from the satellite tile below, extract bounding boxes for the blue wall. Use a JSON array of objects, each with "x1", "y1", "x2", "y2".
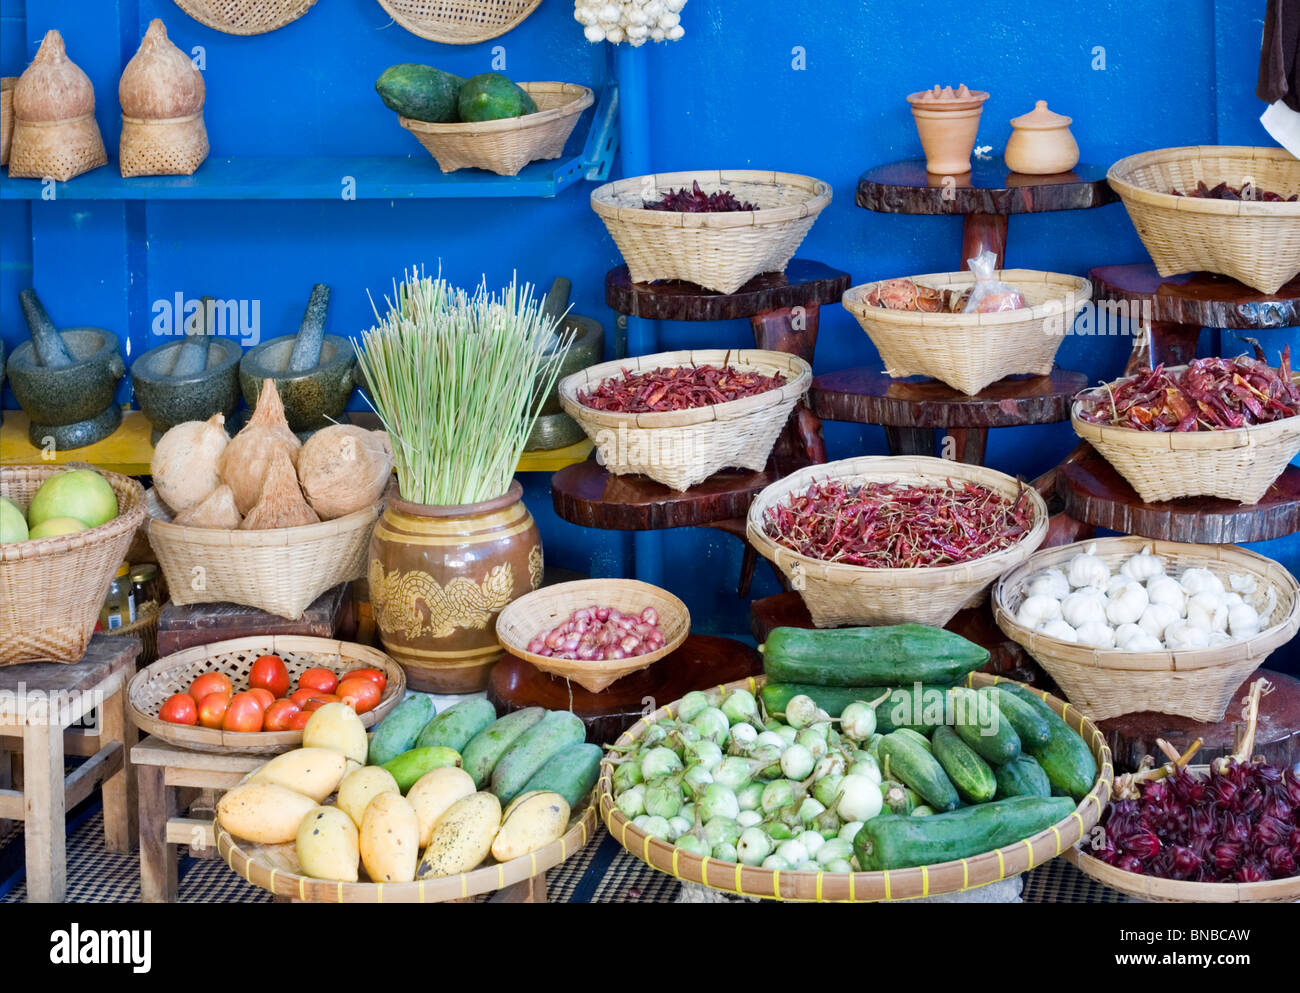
[{"x1": 2, "y1": 0, "x2": 1298, "y2": 672}]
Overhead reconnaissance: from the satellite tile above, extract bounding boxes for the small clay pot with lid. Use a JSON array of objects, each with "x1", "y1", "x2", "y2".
[
  {"x1": 1004, "y1": 100, "x2": 1079, "y2": 175},
  {"x1": 907, "y1": 84, "x2": 990, "y2": 175}
]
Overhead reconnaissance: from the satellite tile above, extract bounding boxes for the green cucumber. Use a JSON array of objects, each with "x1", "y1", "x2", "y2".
[
  {"x1": 983, "y1": 687, "x2": 1052, "y2": 750},
  {"x1": 414, "y1": 698, "x2": 498, "y2": 753},
  {"x1": 853, "y1": 796, "x2": 1075, "y2": 870},
  {"x1": 761, "y1": 625, "x2": 989, "y2": 687},
  {"x1": 520, "y1": 742, "x2": 602, "y2": 810},
  {"x1": 461, "y1": 707, "x2": 546, "y2": 788},
  {"x1": 931, "y1": 726, "x2": 996, "y2": 804},
  {"x1": 1001, "y1": 685, "x2": 1098, "y2": 801},
  {"x1": 457, "y1": 73, "x2": 537, "y2": 122},
  {"x1": 381, "y1": 746, "x2": 461, "y2": 793},
  {"x1": 948, "y1": 688, "x2": 1021, "y2": 765},
  {"x1": 910, "y1": 805, "x2": 936, "y2": 817},
  {"x1": 994, "y1": 755, "x2": 1052, "y2": 799},
  {"x1": 367, "y1": 694, "x2": 436, "y2": 766},
  {"x1": 490, "y1": 710, "x2": 586, "y2": 804},
  {"x1": 870, "y1": 684, "x2": 955, "y2": 735},
  {"x1": 878, "y1": 731, "x2": 959, "y2": 812},
  {"x1": 376, "y1": 64, "x2": 464, "y2": 122},
  {"x1": 759, "y1": 683, "x2": 876, "y2": 720},
  {"x1": 891, "y1": 727, "x2": 933, "y2": 753}
]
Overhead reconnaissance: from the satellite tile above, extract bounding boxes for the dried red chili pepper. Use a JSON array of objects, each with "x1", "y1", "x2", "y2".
[{"x1": 577, "y1": 363, "x2": 786, "y2": 413}]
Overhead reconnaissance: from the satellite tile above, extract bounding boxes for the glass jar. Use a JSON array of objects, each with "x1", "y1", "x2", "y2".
[
  {"x1": 100, "y1": 563, "x2": 137, "y2": 631},
  {"x1": 129, "y1": 563, "x2": 160, "y2": 612}
]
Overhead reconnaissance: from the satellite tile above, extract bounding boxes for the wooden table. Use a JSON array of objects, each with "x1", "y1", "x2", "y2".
[
  {"x1": 810, "y1": 366, "x2": 1088, "y2": 465},
  {"x1": 856, "y1": 157, "x2": 1117, "y2": 268},
  {"x1": 157, "y1": 583, "x2": 354, "y2": 657},
  {"x1": 0, "y1": 635, "x2": 140, "y2": 902}
]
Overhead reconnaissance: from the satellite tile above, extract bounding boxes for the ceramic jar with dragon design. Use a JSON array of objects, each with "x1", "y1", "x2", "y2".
[{"x1": 368, "y1": 480, "x2": 543, "y2": 693}]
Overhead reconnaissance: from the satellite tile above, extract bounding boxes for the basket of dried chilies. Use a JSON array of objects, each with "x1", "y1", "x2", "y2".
[{"x1": 1072, "y1": 348, "x2": 1300, "y2": 504}]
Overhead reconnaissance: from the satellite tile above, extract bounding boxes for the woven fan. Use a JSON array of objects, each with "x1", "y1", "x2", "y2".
[
  {"x1": 173, "y1": 0, "x2": 319, "y2": 35},
  {"x1": 376, "y1": 0, "x2": 542, "y2": 44}
]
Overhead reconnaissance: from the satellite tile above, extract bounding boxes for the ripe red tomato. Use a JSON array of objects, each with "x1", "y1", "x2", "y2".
[
  {"x1": 297, "y1": 667, "x2": 338, "y2": 695},
  {"x1": 301, "y1": 693, "x2": 342, "y2": 713},
  {"x1": 336, "y1": 677, "x2": 381, "y2": 715},
  {"x1": 345, "y1": 667, "x2": 387, "y2": 692},
  {"x1": 223, "y1": 692, "x2": 265, "y2": 733},
  {"x1": 247, "y1": 688, "x2": 276, "y2": 711},
  {"x1": 289, "y1": 687, "x2": 320, "y2": 708},
  {"x1": 249, "y1": 654, "x2": 291, "y2": 699},
  {"x1": 288, "y1": 709, "x2": 312, "y2": 731},
  {"x1": 196, "y1": 692, "x2": 230, "y2": 729},
  {"x1": 189, "y1": 672, "x2": 233, "y2": 705},
  {"x1": 159, "y1": 693, "x2": 198, "y2": 726},
  {"x1": 262, "y1": 699, "x2": 301, "y2": 732}
]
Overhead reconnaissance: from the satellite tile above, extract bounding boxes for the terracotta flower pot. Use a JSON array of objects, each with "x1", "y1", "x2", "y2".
[
  {"x1": 907, "y1": 84, "x2": 990, "y2": 175},
  {"x1": 368, "y1": 480, "x2": 543, "y2": 694}
]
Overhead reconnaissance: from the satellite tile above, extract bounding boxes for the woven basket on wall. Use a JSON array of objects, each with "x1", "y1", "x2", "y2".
[
  {"x1": 1108, "y1": 146, "x2": 1300, "y2": 294},
  {"x1": 0, "y1": 77, "x2": 15, "y2": 166},
  {"x1": 400, "y1": 82, "x2": 592, "y2": 177},
  {"x1": 992, "y1": 536, "x2": 1300, "y2": 722},
  {"x1": 146, "y1": 489, "x2": 377, "y2": 621},
  {"x1": 591, "y1": 170, "x2": 832, "y2": 295},
  {"x1": 559, "y1": 349, "x2": 812, "y2": 491},
  {"x1": 843, "y1": 270, "x2": 1092, "y2": 396},
  {"x1": 377, "y1": 0, "x2": 542, "y2": 43},
  {"x1": 1, "y1": 466, "x2": 146, "y2": 666},
  {"x1": 1072, "y1": 371, "x2": 1300, "y2": 504},
  {"x1": 745, "y1": 455, "x2": 1049, "y2": 629},
  {"x1": 173, "y1": 0, "x2": 318, "y2": 35}
]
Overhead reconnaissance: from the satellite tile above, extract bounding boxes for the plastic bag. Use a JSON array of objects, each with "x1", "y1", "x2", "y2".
[{"x1": 962, "y1": 250, "x2": 1026, "y2": 314}]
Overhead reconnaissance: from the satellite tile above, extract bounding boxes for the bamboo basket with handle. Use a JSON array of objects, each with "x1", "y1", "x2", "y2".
[
  {"x1": 128, "y1": 634, "x2": 405, "y2": 755},
  {"x1": 559, "y1": 348, "x2": 811, "y2": 491},
  {"x1": 600, "y1": 673, "x2": 1113, "y2": 902},
  {"x1": 1108, "y1": 146, "x2": 1300, "y2": 294},
  {"x1": 746, "y1": 456, "x2": 1049, "y2": 629},
  {"x1": 375, "y1": 0, "x2": 542, "y2": 43},
  {"x1": 843, "y1": 270, "x2": 1091, "y2": 396},
  {"x1": 993, "y1": 536, "x2": 1300, "y2": 722}
]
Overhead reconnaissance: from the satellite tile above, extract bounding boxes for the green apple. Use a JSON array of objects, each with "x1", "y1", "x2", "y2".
[
  {"x1": 26, "y1": 469, "x2": 117, "y2": 530},
  {"x1": 28, "y1": 516, "x2": 89, "y2": 539},
  {"x1": 0, "y1": 497, "x2": 28, "y2": 543}
]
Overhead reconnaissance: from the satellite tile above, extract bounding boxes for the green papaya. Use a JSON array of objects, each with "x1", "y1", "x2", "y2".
[
  {"x1": 376, "y1": 64, "x2": 463, "y2": 123},
  {"x1": 457, "y1": 73, "x2": 537, "y2": 122}
]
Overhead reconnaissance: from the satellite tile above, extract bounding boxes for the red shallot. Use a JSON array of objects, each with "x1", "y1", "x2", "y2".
[{"x1": 527, "y1": 605, "x2": 666, "y2": 662}]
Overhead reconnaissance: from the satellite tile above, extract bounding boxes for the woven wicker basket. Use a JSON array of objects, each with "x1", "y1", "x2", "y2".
[
  {"x1": 1108, "y1": 146, "x2": 1300, "y2": 294},
  {"x1": 399, "y1": 82, "x2": 592, "y2": 177},
  {"x1": 173, "y1": 0, "x2": 318, "y2": 34},
  {"x1": 1072, "y1": 371, "x2": 1300, "y2": 504},
  {"x1": 746, "y1": 456, "x2": 1049, "y2": 629},
  {"x1": 8, "y1": 113, "x2": 108, "y2": 182},
  {"x1": 129, "y1": 634, "x2": 405, "y2": 755},
  {"x1": 104, "y1": 598, "x2": 164, "y2": 668},
  {"x1": 376, "y1": 0, "x2": 542, "y2": 43},
  {"x1": 993, "y1": 536, "x2": 1300, "y2": 722},
  {"x1": 1, "y1": 466, "x2": 146, "y2": 666},
  {"x1": 843, "y1": 270, "x2": 1091, "y2": 396},
  {"x1": 120, "y1": 113, "x2": 208, "y2": 177},
  {"x1": 146, "y1": 489, "x2": 377, "y2": 621},
  {"x1": 495, "y1": 579, "x2": 690, "y2": 693},
  {"x1": 559, "y1": 349, "x2": 811, "y2": 491},
  {"x1": 600, "y1": 672, "x2": 1113, "y2": 902},
  {"x1": 0, "y1": 77, "x2": 15, "y2": 166},
  {"x1": 591, "y1": 170, "x2": 832, "y2": 295}
]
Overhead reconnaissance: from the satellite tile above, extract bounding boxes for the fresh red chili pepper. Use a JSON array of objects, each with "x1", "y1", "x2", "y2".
[{"x1": 578, "y1": 363, "x2": 787, "y2": 413}]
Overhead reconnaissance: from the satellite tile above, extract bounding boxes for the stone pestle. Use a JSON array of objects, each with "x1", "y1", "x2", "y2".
[
  {"x1": 287, "y1": 283, "x2": 330, "y2": 373},
  {"x1": 19, "y1": 289, "x2": 75, "y2": 369},
  {"x1": 524, "y1": 275, "x2": 605, "y2": 452},
  {"x1": 168, "y1": 295, "x2": 214, "y2": 378}
]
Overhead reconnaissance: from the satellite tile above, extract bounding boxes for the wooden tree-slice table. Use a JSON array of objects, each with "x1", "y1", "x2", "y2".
[
  {"x1": 1090, "y1": 263, "x2": 1300, "y2": 373},
  {"x1": 810, "y1": 366, "x2": 1088, "y2": 465},
  {"x1": 1099, "y1": 670, "x2": 1300, "y2": 772},
  {"x1": 488, "y1": 634, "x2": 763, "y2": 743},
  {"x1": 1056, "y1": 444, "x2": 1300, "y2": 544},
  {"x1": 856, "y1": 157, "x2": 1117, "y2": 268}
]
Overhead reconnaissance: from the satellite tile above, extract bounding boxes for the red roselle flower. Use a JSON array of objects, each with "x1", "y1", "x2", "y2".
[
  {"x1": 1121, "y1": 829, "x2": 1162, "y2": 862},
  {"x1": 1211, "y1": 840, "x2": 1244, "y2": 873},
  {"x1": 1116, "y1": 855, "x2": 1145, "y2": 874},
  {"x1": 1256, "y1": 816, "x2": 1290, "y2": 848},
  {"x1": 1213, "y1": 775, "x2": 1239, "y2": 807},
  {"x1": 1166, "y1": 845, "x2": 1202, "y2": 880},
  {"x1": 1187, "y1": 805, "x2": 1216, "y2": 838},
  {"x1": 1264, "y1": 846, "x2": 1296, "y2": 877},
  {"x1": 1235, "y1": 861, "x2": 1269, "y2": 884},
  {"x1": 1220, "y1": 812, "x2": 1251, "y2": 845}
]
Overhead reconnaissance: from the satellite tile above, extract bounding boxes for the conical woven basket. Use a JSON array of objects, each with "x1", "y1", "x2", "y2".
[
  {"x1": 559, "y1": 349, "x2": 811, "y2": 491},
  {"x1": 172, "y1": 0, "x2": 318, "y2": 35},
  {"x1": 993, "y1": 536, "x2": 1300, "y2": 721},
  {"x1": 1, "y1": 465, "x2": 146, "y2": 666},
  {"x1": 1108, "y1": 146, "x2": 1300, "y2": 294},
  {"x1": 376, "y1": 0, "x2": 542, "y2": 43},
  {"x1": 746, "y1": 456, "x2": 1049, "y2": 629},
  {"x1": 843, "y1": 270, "x2": 1091, "y2": 396},
  {"x1": 8, "y1": 114, "x2": 107, "y2": 182},
  {"x1": 120, "y1": 113, "x2": 208, "y2": 177},
  {"x1": 0, "y1": 77, "x2": 15, "y2": 166}
]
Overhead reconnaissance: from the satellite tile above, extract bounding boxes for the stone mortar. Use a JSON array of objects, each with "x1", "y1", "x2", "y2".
[
  {"x1": 132, "y1": 336, "x2": 242, "y2": 439},
  {"x1": 6, "y1": 327, "x2": 125, "y2": 447},
  {"x1": 239, "y1": 333, "x2": 357, "y2": 434}
]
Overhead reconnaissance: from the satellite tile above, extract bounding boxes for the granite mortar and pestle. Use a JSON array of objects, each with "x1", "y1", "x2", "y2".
[
  {"x1": 6, "y1": 289, "x2": 126, "y2": 448},
  {"x1": 526, "y1": 276, "x2": 604, "y2": 451},
  {"x1": 131, "y1": 295, "x2": 243, "y2": 443},
  {"x1": 239, "y1": 283, "x2": 356, "y2": 436}
]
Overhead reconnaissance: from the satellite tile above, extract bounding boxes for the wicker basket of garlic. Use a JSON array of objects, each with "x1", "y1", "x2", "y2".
[{"x1": 992, "y1": 536, "x2": 1300, "y2": 722}]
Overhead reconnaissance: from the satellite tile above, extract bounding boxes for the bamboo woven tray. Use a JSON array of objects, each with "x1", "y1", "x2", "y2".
[
  {"x1": 495, "y1": 578, "x2": 690, "y2": 692},
  {"x1": 376, "y1": 0, "x2": 542, "y2": 43},
  {"x1": 128, "y1": 634, "x2": 405, "y2": 755},
  {"x1": 745, "y1": 455, "x2": 1049, "y2": 628},
  {"x1": 173, "y1": 0, "x2": 318, "y2": 34},
  {"x1": 1108, "y1": 146, "x2": 1300, "y2": 294},
  {"x1": 559, "y1": 349, "x2": 812, "y2": 491},
  {"x1": 993, "y1": 536, "x2": 1300, "y2": 722},
  {"x1": 216, "y1": 797, "x2": 597, "y2": 901},
  {"x1": 843, "y1": 270, "x2": 1091, "y2": 396},
  {"x1": 1068, "y1": 766, "x2": 1300, "y2": 903},
  {"x1": 599, "y1": 672, "x2": 1114, "y2": 902}
]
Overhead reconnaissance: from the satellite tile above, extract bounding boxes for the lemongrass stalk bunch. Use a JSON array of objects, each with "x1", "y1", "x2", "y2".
[{"x1": 354, "y1": 266, "x2": 571, "y2": 506}]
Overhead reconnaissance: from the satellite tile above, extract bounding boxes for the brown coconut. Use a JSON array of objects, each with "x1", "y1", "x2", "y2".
[
  {"x1": 297, "y1": 425, "x2": 394, "y2": 520},
  {"x1": 172, "y1": 484, "x2": 242, "y2": 529},
  {"x1": 220, "y1": 379, "x2": 302, "y2": 515},
  {"x1": 14, "y1": 30, "x2": 95, "y2": 122},
  {"x1": 241, "y1": 447, "x2": 319, "y2": 531},
  {"x1": 119, "y1": 19, "x2": 204, "y2": 120}
]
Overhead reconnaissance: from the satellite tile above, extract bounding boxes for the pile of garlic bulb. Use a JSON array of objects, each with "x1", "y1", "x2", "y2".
[
  {"x1": 1014, "y1": 543, "x2": 1277, "y2": 652},
  {"x1": 574, "y1": 0, "x2": 688, "y2": 45}
]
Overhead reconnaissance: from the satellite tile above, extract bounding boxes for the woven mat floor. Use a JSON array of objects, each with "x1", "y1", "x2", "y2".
[{"x1": 0, "y1": 805, "x2": 1122, "y2": 904}]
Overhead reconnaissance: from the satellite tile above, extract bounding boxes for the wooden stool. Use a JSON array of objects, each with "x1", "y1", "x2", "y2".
[
  {"x1": 130, "y1": 735, "x2": 263, "y2": 903},
  {"x1": 0, "y1": 635, "x2": 140, "y2": 903}
]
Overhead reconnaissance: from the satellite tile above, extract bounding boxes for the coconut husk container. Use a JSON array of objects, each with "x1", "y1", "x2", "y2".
[
  {"x1": 118, "y1": 19, "x2": 208, "y2": 177},
  {"x1": 8, "y1": 30, "x2": 107, "y2": 182}
]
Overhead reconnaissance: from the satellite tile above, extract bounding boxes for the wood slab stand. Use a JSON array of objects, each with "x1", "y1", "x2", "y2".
[{"x1": 156, "y1": 584, "x2": 353, "y2": 657}]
